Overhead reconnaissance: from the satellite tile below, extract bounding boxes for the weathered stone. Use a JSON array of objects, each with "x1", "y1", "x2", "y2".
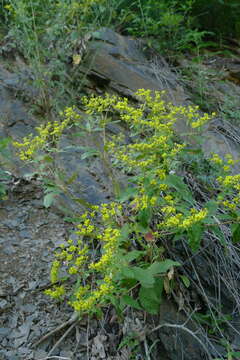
[
  {"x1": 81, "y1": 27, "x2": 188, "y2": 104},
  {"x1": 156, "y1": 299, "x2": 207, "y2": 360}
]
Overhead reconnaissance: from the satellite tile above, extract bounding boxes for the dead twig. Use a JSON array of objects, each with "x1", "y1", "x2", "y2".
[
  {"x1": 46, "y1": 321, "x2": 77, "y2": 358},
  {"x1": 149, "y1": 323, "x2": 211, "y2": 359},
  {"x1": 33, "y1": 312, "x2": 79, "y2": 348},
  {"x1": 143, "y1": 338, "x2": 151, "y2": 360},
  {"x1": 39, "y1": 357, "x2": 71, "y2": 360}
]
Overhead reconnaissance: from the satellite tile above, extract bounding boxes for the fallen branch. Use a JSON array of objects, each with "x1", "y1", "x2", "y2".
[
  {"x1": 149, "y1": 322, "x2": 212, "y2": 360},
  {"x1": 46, "y1": 321, "x2": 77, "y2": 358},
  {"x1": 33, "y1": 312, "x2": 79, "y2": 348}
]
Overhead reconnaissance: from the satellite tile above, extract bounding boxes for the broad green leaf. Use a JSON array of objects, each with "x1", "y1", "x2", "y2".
[
  {"x1": 134, "y1": 222, "x2": 150, "y2": 234},
  {"x1": 121, "y1": 295, "x2": 142, "y2": 310},
  {"x1": 121, "y1": 260, "x2": 180, "y2": 288},
  {"x1": 180, "y1": 275, "x2": 190, "y2": 288},
  {"x1": 118, "y1": 187, "x2": 138, "y2": 202},
  {"x1": 165, "y1": 174, "x2": 194, "y2": 205},
  {"x1": 81, "y1": 149, "x2": 99, "y2": 160},
  {"x1": 137, "y1": 208, "x2": 151, "y2": 229},
  {"x1": 231, "y1": 223, "x2": 240, "y2": 244},
  {"x1": 0, "y1": 183, "x2": 6, "y2": 199},
  {"x1": 139, "y1": 279, "x2": 163, "y2": 314},
  {"x1": 231, "y1": 352, "x2": 240, "y2": 357},
  {"x1": 91, "y1": 30, "x2": 101, "y2": 39},
  {"x1": 120, "y1": 267, "x2": 136, "y2": 280},
  {"x1": 35, "y1": 154, "x2": 53, "y2": 163},
  {"x1": 187, "y1": 224, "x2": 204, "y2": 251},
  {"x1": 139, "y1": 287, "x2": 159, "y2": 314},
  {"x1": 148, "y1": 260, "x2": 181, "y2": 276},
  {"x1": 43, "y1": 192, "x2": 56, "y2": 208},
  {"x1": 132, "y1": 267, "x2": 155, "y2": 288},
  {"x1": 122, "y1": 250, "x2": 145, "y2": 263},
  {"x1": 154, "y1": 278, "x2": 164, "y2": 298},
  {"x1": 211, "y1": 225, "x2": 226, "y2": 245},
  {"x1": 66, "y1": 172, "x2": 78, "y2": 185},
  {"x1": 205, "y1": 200, "x2": 218, "y2": 220},
  {"x1": 120, "y1": 223, "x2": 131, "y2": 242},
  {"x1": 0, "y1": 137, "x2": 11, "y2": 150}
]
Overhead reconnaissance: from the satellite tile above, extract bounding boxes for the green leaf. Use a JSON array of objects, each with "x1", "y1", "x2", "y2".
[
  {"x1": 187, "y1": 224, "x2": 204, "y2": 251},
  {"x1": 165, "y1": 174, "x2": 194, "y2": 205},
  {"x1": 36, "y1": 154, "x2": 53, "y2": 163},
  {"x1": 0, "y1": 183, "x2": 6, "y2": 199},
  {"x1": 122, "y1": 250, "x2": 145, "y2": 263},
  {"x1": 120, "y1": 267, "x2": 136, "y2": 280},
  {"x1": 120, "y1": 223, "x2": 131, "y2": 242},
  {"x1": 148, "y1": 260, "x2": 181, "y2": 276},
  {"x1": 43, "y1": 192, "x2": 56, "y2": 208},
  {"x1": 137, "y1": 208, "x2": 151, "y2": 229},
  {"x1": 211, "y1": 225, "x2": 226, "y2": 245},
  {"x1": 231, "y1": 352, "x2": 240, "y2": 357},
  {"x1": 81, "y1": 148, "x2": 99, "y2": 160},
  {"x1": 180, "y1": 275, "x2": 190, "y2": 288},
  {"x1": 66, "y1": 172, "x2": 78, "y2": 185},
  {"x1": 0, "y1": 137, "x2": 11, "y2": 150},
  {"x1": 118, "y1": 186, "x2": 138, "y2": 202},
  {"x1": 121, "y1": 295, "x2": 142, "y2": 310},
  {"x1": 231, "y1": 223, "x2": 240, "y2": 244},
  {"x1": 205, "y1": 200, "x2": 218, "y2": 217},
  {"x1": 121, "y1": 260, "x2": 180, "y2": 288},
  {"x1": 139, "y1": 287, "x2": 159, "y2": 314},
  {"x1": 132, "y1": 267, "x2": 155, "y2": 288},
  {"x1": 91, "y1": 30, "x2": 102, "y2": 39},
  {"x1": 139, "y1": 278, "x2": 163, "y2": 315}
]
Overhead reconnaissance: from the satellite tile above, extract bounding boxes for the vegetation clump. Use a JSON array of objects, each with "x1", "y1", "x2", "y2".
[
  {"x1": 1, "y1": 1, "x2": 240, "y2": 356},
  {"x1": 13, "y1": 90, "x2": 240, "y2": 320}
]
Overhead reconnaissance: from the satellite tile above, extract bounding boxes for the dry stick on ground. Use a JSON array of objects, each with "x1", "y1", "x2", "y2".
[
  {"x1": 39, "y1": 357, "x2": 71, "y2": 360},
  {"x1": 33, "y1": 312, "x2": 79, "y2": 348},
  {"x1": 143, "y1": 338, "x2": 151, "y2": 360},
  {"x1": 46, "y1": 321, "x2": 77, "y2": 358},
  {"x1": 148, "y1": 323, "x2": 212, "y2": 360}
]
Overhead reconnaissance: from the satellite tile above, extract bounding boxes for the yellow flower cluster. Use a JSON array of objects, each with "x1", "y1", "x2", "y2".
[
  {"x1": 217, "y1": 174, "x2": 240, "y2": 188},
  {"x1": 90, "y1": 227, "x2": 120, "y2": 272},
  {"x1": 68, "y1": 207, "x2": 121, "y2": 312},
  {"x1": 82, "y1": 93, "x2": 117, "y2": 114},
  {"x1": 115, "y1": 149, "x2": 156, "y2": 170},
  {"x1": 45, "y1": 285, "x2": 65, "y2": 299},
  {"x1": 46, "y1": 200, "x2": 122, "y2": 313},
  {"x1": 161, "y1": 205, "x2": 176, "y2": 215},
  {"x1": 209, "y1": 153, "x2": 237, "y2": 174},
  {"x1": 97, "y1": 90, "x2": 204, "y2": 181},
  {"x1": 4, "y1": 4, "x2": 13, "y2": 12},
  {"x1": 100, "y1": 202, "x2": 122, "y2": 222},
  {"x1": 50, "y1": 260, "x2": 61, "y2": 283},
  {"x1": 222, "y1": 200, "x2": 237, "y2": 211},
  {"x1": 162, "y1": 213, "x2": 183, "y2": 228},
  {"x1": 225, "y1": 153, "x2": 236, "y2": 166},
  {"x1": 45, "y1": 236, "x2": 90, "y2": 299},
  {"x1": 210, "y1": 153, "x2": 223, "y2": 166},
  {"x1": 13, "y1": 107, "x2": 78, "y2": 161},
  {"x1": 70, "y1": 275, "x2": 114, "y2": 313},
  {"x1": 76, "y1": 218, "x2": 95, "y2": 236},
  {"x1": 131, "y1": 194, "x2": 157, "y2": 211},
  {"x1": 128, "y1": 135, "x2": 168, "y2": 152},
  {"x1": 160, "y1": 208, "x2": 208, "y2": 229},
  {"x1": 179, "y1": 208, "x2": 208, "y2": 229},
  {"x1": 182, "y1": 105, "x2": 215, "y2": 129}
]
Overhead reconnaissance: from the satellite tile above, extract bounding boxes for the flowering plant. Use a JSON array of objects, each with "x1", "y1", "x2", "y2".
[{"x1": 13, "y1": 90, "x2": 240, "y2": 317}]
